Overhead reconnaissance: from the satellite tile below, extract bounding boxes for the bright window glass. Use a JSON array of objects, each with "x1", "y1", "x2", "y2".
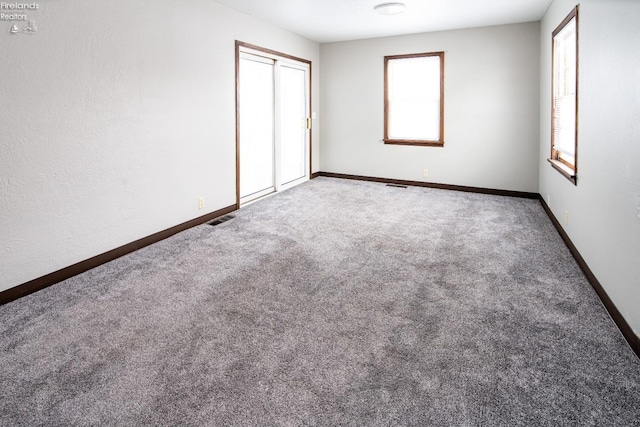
[
  {"x1": 550, "y1": 7, "x2": 578, "y2": 181},
  {"x1": 385, "y1": 52, "x2": 444, "y2": 146}
]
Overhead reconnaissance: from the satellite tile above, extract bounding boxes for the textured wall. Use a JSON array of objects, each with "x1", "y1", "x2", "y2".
[
  {"x1": 319, "y1": 22, "x2": 540, "y2": 193},
  {"x1": 539, "y1": 0, "x2": 640, "y2": 334},
  {"x1": 0, "y1": 0, "x2": 320, "y2": 292}
]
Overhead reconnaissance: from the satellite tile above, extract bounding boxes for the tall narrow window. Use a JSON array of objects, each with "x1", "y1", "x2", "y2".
[
  {"x1": 549, "y1": 6, "x2": 578, "y2": 184},
  {"x1": 384, "y1": 52, "x2": 444, "y2": 146}
]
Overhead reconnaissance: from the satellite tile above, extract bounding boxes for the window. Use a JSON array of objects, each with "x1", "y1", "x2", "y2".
[
  {"x1": 549, "y1": 6, "x2": 578, "y2": 184},
  {"x1": 384, "y1": 52, "x2": 444, "y2": 146}
]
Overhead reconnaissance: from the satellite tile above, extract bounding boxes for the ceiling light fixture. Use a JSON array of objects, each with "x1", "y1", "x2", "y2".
[{"x1": 374, "y1": 2, "x2": 406, "y2": 15}]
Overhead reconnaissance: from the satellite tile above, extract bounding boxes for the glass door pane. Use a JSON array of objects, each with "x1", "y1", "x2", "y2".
[
  {"x1": 279, "y1": 64, "x2": 307, "y2": 186},
  {"x1": 239, "y1": 54, "x2": 275, "y2": 201}
]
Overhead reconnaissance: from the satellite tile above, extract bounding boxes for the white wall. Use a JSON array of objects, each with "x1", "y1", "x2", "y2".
[
  {"x1": 0, "y1": 0, "x2": 319, "y2": 293},
  {"x1": 539, "y1": 0, "x2": 640, "y2": 334},
  {"x1": 320, "y1": 22, "x2": 540, "y2": 193}
]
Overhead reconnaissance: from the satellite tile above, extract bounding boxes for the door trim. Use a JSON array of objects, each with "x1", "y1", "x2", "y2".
[{"x1": 235, "y1": 41, "x2": 313, "y2": 208}]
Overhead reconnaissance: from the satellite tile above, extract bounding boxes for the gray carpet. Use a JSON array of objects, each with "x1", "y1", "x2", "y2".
[{"x1": 1, "y1": 177, "x2": 639, "y2": 426}]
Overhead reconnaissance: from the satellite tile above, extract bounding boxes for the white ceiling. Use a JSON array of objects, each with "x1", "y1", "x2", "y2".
[{"x1": 215, "y1": 0, "x2": 553, "y2": 43}]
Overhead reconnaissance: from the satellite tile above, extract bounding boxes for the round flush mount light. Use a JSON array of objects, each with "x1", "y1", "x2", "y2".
[{"x1": 374, "y1": 2, "x2": 406, "y2": 15}]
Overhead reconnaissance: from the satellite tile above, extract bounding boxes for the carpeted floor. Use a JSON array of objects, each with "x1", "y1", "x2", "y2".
[{"x1": 1, "y1": 177, "x2": 639, "y2": 426}]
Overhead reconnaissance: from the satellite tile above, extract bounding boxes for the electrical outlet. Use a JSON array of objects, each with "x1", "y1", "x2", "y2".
[
  {"x1": 547, "y1": 194, "x2": 551, "y2": 206},
  {"x1": 565, "y1": 210, "x2": 569, "y2": 226},
  {"x1": 198, "y1": 197, "x2": 205, "y2": 209},
  {"x1": 422, "y1": 169, "x2": 429, "y2": 178}
]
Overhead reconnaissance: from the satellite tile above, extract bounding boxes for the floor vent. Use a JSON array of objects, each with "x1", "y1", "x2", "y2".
[
  {"x1": 207, "y1": 215, "x2": 235, "y2": 226},
  {"x1": 386, "y1": 184, "x2": 408, "y2": 188}
]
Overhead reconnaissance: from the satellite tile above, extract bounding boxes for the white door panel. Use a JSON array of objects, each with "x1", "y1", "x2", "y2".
[
  {"x1": 239, "y1": 55, "x2": 275, "y2": 201},
  {"x1": 279, "y1": 64, "x2": 308, "y2": 186},
  {"x1": 238, "y1": 47, "x2": 310, "y2": 205}
]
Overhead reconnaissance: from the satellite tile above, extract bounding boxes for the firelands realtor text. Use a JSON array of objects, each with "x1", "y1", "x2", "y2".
[{"x1": 1, "y1": 3, "x2": 38, "y2": 21}]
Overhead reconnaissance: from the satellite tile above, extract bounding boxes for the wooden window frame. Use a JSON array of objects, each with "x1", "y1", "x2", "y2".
[
  {"x1": 384, "y1": 52, "x2": 445, "y2": 147},
  {"x1": 548, "y1": 6, "x2": 579, "y2": 185}
]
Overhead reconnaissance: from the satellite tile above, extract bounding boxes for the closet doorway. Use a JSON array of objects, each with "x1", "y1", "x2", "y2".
[{"x1": 236, "y1": 42, "x2": 312, "y2": 206}]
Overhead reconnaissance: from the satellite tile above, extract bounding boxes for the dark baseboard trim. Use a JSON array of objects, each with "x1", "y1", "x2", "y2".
[
  {"x1": 538, "y1": 196, "x2": 640, "y2": 359},
  {"x1": 316, "y1": 172, "x2": 539, "y2": 199},
  {"x1": 318, "y1": 171, "x2": 639, "y2": 358},
  {"x1": 3, "y1": 176, "x2": 638, "y2": 360},
  {"x1": 0, "y1": 204, "x2": 238, "y2": 306}
]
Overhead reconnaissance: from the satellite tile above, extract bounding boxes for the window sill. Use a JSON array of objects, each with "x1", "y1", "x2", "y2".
[
  {"x1": 548, "y1": 158, "x2": 577, "y2": 185},
  {"x1": 384, "y1": 139, "x2": 444, "y2": 147}
]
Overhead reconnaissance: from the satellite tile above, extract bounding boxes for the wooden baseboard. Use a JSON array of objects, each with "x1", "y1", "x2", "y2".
[
  {"x1": 538, "y1": 196, "x2": 640, "y2": 359},
  {"x1": 3, "y1": 175, "x2": 638, "y2": 360},
  {"x1": 0, "y1": 204, "x2": 237, "y2": 305},
  {"x1": 316, "y1": 171, "x2": 539, "y2": 199},
  {"x1": 317, "y1": 171, "x2": 639, "y2": 358}
]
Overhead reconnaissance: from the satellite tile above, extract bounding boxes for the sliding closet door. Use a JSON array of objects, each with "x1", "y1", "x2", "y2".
[
  {"x1": 239, "y1": 53, "x2": 275, "y2": 203},
  {"x1": 279, "y1": 63, "x2": 309, "y2": 187}
]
